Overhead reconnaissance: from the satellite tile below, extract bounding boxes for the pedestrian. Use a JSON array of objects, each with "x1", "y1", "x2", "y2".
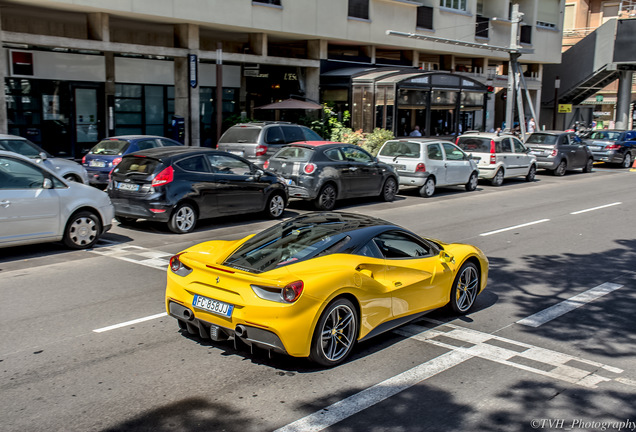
[
  {"x1": 409, "y1": 125, "x2": 422, "y2": 137},
  {"x1": 527, "y1": 117, "x2": 535, "y2": 133}
]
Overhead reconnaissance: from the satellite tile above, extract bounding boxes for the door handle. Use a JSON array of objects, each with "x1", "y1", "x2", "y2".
[{"x1": 0, "y1": 200, "x2": 10, "y2": 208}]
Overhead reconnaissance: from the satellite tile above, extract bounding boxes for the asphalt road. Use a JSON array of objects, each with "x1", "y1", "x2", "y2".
[{"x1": 1, "y1": 165, "x2": 635, "y2": 432}]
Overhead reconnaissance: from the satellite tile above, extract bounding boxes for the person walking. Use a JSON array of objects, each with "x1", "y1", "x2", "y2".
[
  {"x1": 409, "y1": 125, "x2": 422, "y2": 137},
  {"x1": 527, "y1": 117, "x2": 536, "y2": 133}
]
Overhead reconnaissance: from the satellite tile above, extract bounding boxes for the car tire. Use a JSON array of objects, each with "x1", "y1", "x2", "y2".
[
  {"x1": 63, "y1": 211, "x2": 102, "y2": 249},
  {"x1": 419, "y1": 177, "x2": 435, "y2": 197},
  {"x1": 380, "y1": 177, "x2": 398, "y2": 202},
  {"x1": 525, "y1": 164, "x2": 537, "y2": 182},
  {"x1": 168, "y1": 203, "x2": 197, "y2": 234},
  {"x1": 264, "y1": 192, "x2": 285, "y2": 219},
  {"x1": 465, "y1": 172, "x2": 478, "y2": 191},
  {"x1": 553, "y1": 160, "x2": 566, "y2": 176},
  {"x1": 583, "y1": 158, "x2": 594, "y2": 173},
  {"x1": 449, "y1": 261, "x2": 480, "y2": 315},
  {"x1": 314, "y1": 184, "x2": 337, "y2": 211},
  {"x1": 490, "y1": 169, "x2": 504, "y2": 186},
  {"x1": 309, "y1": 298, "x2": 358, "y2": 367},
  {"x1": 621, "y1": 153, "x2": 632, "y2": 169},
  {"x1": 115, "y1": 216, "x2": 137, "y2": 226}
]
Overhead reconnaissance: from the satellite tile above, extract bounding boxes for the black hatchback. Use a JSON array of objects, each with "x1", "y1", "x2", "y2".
[{"x1": 108, "y1": 147, "x2": 288, "y2": 233}]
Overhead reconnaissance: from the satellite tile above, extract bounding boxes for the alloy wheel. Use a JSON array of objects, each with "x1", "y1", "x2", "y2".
[
  {"x1": 319, "y1": 304, "x2": 356, "y2": 362},
  {"x1": 269, "y1": 194, "x2": 285, "y2": 218},
  {"x1": 455, "y1": 265, "x2": 479, "y2": 313}
]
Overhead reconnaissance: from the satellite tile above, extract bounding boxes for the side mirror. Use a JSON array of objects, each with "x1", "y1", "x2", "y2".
[
  {"x1": 43, "y1": 178, "x2": 53, "y2": 189},
  {"x1": 439, "y1": 250, "x2": 455, "y2": 264},
  {"x1": 38, "y1": 152, "x2": 48, "y2": 161},
  {"x1": 253, "y1": 169, "x2": 264, "y2": 180}
]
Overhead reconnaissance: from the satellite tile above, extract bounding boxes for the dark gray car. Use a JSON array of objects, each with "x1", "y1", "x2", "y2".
[
  {"x1": 583, "y1": 129, "x2": 636, "y2": 168},
  {"x1": 525, "y1": 131, "x2": 594, "y2": 176}
]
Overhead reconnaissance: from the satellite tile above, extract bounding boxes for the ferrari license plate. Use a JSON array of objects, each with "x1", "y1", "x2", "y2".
[{"x1": 192, "y1": 294, "x2": 234, "y2": 318}]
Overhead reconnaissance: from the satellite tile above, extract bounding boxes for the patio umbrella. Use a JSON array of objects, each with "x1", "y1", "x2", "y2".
[{"x1": 255, "y1": 98, "x2": 323, "y2": 110}]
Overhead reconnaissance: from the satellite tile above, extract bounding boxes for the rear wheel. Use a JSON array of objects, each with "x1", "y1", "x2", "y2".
[
  {"x1": 314, "y1": 184, "x2": 337, "y2": 211},
  {"x1": 583, "y1": 158, "x2": 594, "y2": 173},
  {"x1": 449, "y1": 261, "x2": 480, "y2": 314},
  {"x1": 621, "y1": 153, "x2": 632, "y2": 169},
  {"x1": 553, "y1": 160, "x2": 566, "y2": 176},
  {"x1": 309, "y1": 298, "x2": 358, "y2": 367},
  {"x1": 264, "y1": 193, "x2": 285, "y2": 219},
  {"x1": 63, "y1": 211, "x2": 101, "y2": 249},
  {"x1": 419, "y1": 177, "x2": 435, "y2": 197},
  {"x1": 490, "y1": 169, "x2": 504, "y2": 186},
  {"x1": 525, "y1": 164, "x2": 537, "y2": 182},
  {"x1": 380, "y1": 177, "x2": 397, "y2": 202},
  {"x1": 465, "y1": 172, "x2": 478, "y2": 191},
  {"x1": 168, "y1": 203, "x2": 197, "y2": 234}
]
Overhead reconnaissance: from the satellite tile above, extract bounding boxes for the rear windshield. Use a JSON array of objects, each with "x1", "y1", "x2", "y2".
[
  {"x1": 379, "y1": 141, "x2": 421, "y2": 158},
  {"x1": 456, "y1": 137, "x2": 491, "y2": 153},
  {"x1": 223, "y1": 220, "x2": 355, "y2": 273},
  {"x1": 272, "y1": 146, "x2": 314, "y2": 162},
  {"x1": 588, "y1": 131, "x2": 621, "y2": 141},
  {"x1": 526, "y1": 134, "x2": 558, "y2": 145},
  {"x1": 114, "y1": 156, "x2": 161, "y2": 175},
  {"x1": 90, "y1": 140, "x2": 129, "y2": 155},
  {"x1": 218, "y1": 127, "x2": 261, "y2": 144}
]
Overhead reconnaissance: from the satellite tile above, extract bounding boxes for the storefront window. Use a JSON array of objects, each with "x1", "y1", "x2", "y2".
[
  {"x1": 114, "y1": 84, "x2": 173, "y2": 137},
  {"x1": 200, "y1": 87, "x2": 239, "y2": 147}
]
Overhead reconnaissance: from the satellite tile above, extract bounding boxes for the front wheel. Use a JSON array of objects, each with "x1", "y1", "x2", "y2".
[
  {"x1": 63, "y1": 211, "x2": 102, "y2": 249},
  {"x1": 525, "y1": 164, "x2": 537, "y2": 182},
  {"x1": 465, "y1": 172, "x2": 478, "y2": 191},
  {"x1": 168, "y1": 203, "x2": 197, "y2": 234},
  {"x1": 621, "y1": 153, "x2": 632, "y2": 169},
  {"x1": 419, "y1": 177, "x2": 435, "y2": 197},
  {"x1": 314, "y1": 184, "x2": 337, "y2": 211},
  {"x1": 449, "y1": 261, "x2": 480, "y2": 314},
  {"x1": 309, "y1": 298, "x2": 358, "y2": 367},
  {"x1": 264, "y1": 193, "x2": 285, "y2": 219},
  {"x1": 583, "y1": 158, "x2": 594, "y2": 173},
  {"x1": 380, "y1": 177, "x2": 397, "y2": 202},
  {"x1": 490, "y1": 169, "x2": 504, "y2": 186}
]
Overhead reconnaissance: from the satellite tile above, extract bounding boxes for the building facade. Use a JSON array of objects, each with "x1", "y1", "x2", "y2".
[{"x1": 0, "y1": 0, "x2": 565, "y2": 159}]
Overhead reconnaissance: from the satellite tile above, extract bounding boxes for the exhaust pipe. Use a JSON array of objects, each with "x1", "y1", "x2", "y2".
[
  {"x1": 183, "y1": 309, "x2": 193, "y2": 320},
  {"x1": 235, "y1": 325, "x2": 247, "y2": 338}
]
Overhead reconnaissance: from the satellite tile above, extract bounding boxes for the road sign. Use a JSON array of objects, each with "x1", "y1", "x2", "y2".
[{"x1": 558, "y1": 104, "x2": 572, "y2": 113}]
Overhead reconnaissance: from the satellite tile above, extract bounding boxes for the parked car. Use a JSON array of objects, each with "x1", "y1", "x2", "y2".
[
  {"x1": 0, "y1": 150, "x2": 113, "y2": 249},
  {"x1": 524, "y1": 131, "x2": 594, "y2": 175},
  {"x1": 165, "y1": 212, "x2": 488, "y2": 366},
  {"x1": 0, "y1": 134, "x2": 89, "y2": 184},
  {"x1": 376, "y1": 138, "x2": 479, "y2": 197},
  {"x1": 108, "y1": 147, "x2": 288, "y2": 234},
  {"x1": 82, "y1": 135, "x2": 183, "y2": 187},
  {"x1": 265, "y1": 142, "x2": 398, "y2": 210},
  {"x1": 583, "y1": 129, "x2": 636, "y2": 168},
  {"x1": 456, "y1": 132, "x2": 537, "y2": 186},
  {"x1": 217, "y1": 122, "x2": 324, "y2": 167}
]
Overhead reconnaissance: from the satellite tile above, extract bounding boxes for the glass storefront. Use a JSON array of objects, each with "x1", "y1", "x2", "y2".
[{"x1": 114, "y1": 84, "x2": 175, "y2": 137}]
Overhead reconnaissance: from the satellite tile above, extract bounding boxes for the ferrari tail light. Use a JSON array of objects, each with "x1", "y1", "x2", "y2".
[
  {"x1": 263, "y1": 160, "x2": 270, "y2": 169},
  {"x1": 152, "y1": 166, "x2": 174, "y2": 187},
  {"x1": 111, "y1": 157, "x2": 122, "y2": 167},
  {"x1": 256, "y1": 144, "x2": 268, "y2": 156},
  {"x1": 169, "y1": 253, "x2": 192, "y2": 276},
  {"x1": 489, "y1": 140, "x2": 497, "y2": 164},
  {"x1": 282, "y1": 280, "x2": 304, "y2": 303},
  {"x1": 304, "y1": 163, "x2": 317, "y2": 174},
  {"x1": 415, "y1": 163, "x2": 426, "y2": 172}
]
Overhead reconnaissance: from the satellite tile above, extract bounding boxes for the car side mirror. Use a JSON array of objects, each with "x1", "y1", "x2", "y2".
[
  {"x1": 253, "y1": 169, "x2": 264, "y2": 180},
  {"x1": 38, "y1": 151, "x2": 48, "y2": 160},
  {"x1": 439, "y1": 250, "x2": 455, "y2": 264},
  {"x1": 43, "y1": 178, "x2": 53, "y2": 189}
]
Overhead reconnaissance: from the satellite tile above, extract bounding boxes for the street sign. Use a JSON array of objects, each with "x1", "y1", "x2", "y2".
[
  {"x1": 558, "y1": 104, "x2": 572, "y2": 113},
  {"x1": 596, "y1": 94, "x2": 604, "y2": 102}
]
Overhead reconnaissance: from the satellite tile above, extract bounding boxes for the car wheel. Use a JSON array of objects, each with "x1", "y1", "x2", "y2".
[
  {"x1": 449, "y1": 261, "x2": 480, "y2": 314},
  {"x1": 314, "y1": 184, "x2": 337, "y2": 211},
  {"x1": 380, "y1": 177, "x2": 397, "y2": 202},
  {"x1": 465, "y1": 172, "x2": 478, "y2": 191},
  {"x1": 264, "y1": 192, "x2": 285, "y2": 219},
  {"x1": 63, "y1": 174, "x2": 81, "y2": 183},
  {"x1": 168, "y1": 203, "x2": 197, "y2": 234},
  {"x1": 115, "y1": 216, "x2": 137, "y2": 226},
  {"x1": 553, "y1": 160, "x2": 566, "y2": 176},
  {"x1": 621, "y1": 153, "x2": 632, "y2": 169},
  {"x1": 525, "y1": 164, "x2": 537, "y2": 182},
  {"x1": 419, "y1": 177, "x2": 435, "y2": 197},
  {"x1": 583, "y1": 158, "x2": 594, "y2": 173},
  {"x1": 490, "y1": 169, "x2": 504, "y2": 186},
  {"x1": 63, "y1": 211, "x2": 101, "y2": 249},
  {"x1": 309, "y1": 298, "x2": 358, "y2": 367}
]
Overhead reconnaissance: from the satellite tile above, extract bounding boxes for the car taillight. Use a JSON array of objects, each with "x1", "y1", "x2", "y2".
[
  {"x1": 82, "y1": 155, "x2": 86, "y2": 164},
  {"x1": 490, "y1": 140, "x2": 497, "y2": 164},
  {"x1": 152, "y1": 166, "x2": 174, "y2": 187},
  {"x1": 304, "y1": 163, "x2": 317, "y2": 174},
  {"x1": 111, "y1": 157, "x2": 122, "y2": 167},
  {"x1": 606, "y1": 144, "x2": 621, "y2": 150},
  {"x1": 550, "y1": 149, "x2": 558, "y2": 157},
  {"x1": 263, "y1": 160, "x2": 270, "y2": 169},
  {"x1": 256, "y1": 145, "x2": 268, "y2": 156},
  {"x1": 455, "y1": 137, "x2": 460, "y2": 145},
  {"x1": 170, "y1": 254, "x2": 184, "y2": 272},
  {"x1": 282, "y1": 280, "x2": 304, "y2": 303},
  {"x1": 415, "y1": 163, "x2": 426, "y2": 172}
]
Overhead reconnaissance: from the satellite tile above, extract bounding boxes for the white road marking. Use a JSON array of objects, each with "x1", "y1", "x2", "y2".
[
  {"x1": 516, "y1": 282, "x2": 623, "y2": 327},
  {"x1": 93, "y1": 312, "x2": 167, "y2": 333},
  {"x1": 91, "y1": 243, "x2": 172, "y2": 271},
  {"x1": 479, "y1": 219, "x2": 550, "y2": 237},
  {"x1": 570, "y1": 202, "x2": 622, "y2": 215}
]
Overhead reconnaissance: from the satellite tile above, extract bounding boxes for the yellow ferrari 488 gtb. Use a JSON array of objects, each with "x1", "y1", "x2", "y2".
[{"x1": 166, "y1": 212, "x2": 488, "y2": 366}]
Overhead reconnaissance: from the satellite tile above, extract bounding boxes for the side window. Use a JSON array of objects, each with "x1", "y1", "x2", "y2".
[
  {"x1": 373, "y1": 231, "x2": 432, "y2": 259},
  {"x1": 0, "y1": 156, "x2": 46, "y2": 189},
  {"x1": 265, "y1": 127, "x2": 284, "y2": 144},
  {"x1": 512, "y1": 139, "x2": 526, "y2": 153},
  {"x1": 427, "y1": 143, "x2": 443, "y2": 160},
  {"x1": 207, "y1": 154, "x2": 253, "y2": 175},
  {"x1": 281, "y1": 125, "x2": 305, "y2": 143},
  {"x1": 500, "y1": 138, "x2": 513, "y2": 153},
  {"x1": 136, "y1": 139, "x2": 158, "y2": 151},
  {"x1": 175, "y1": 155, "x2": 209, "y2": 173},
  {"x1": 341, "y1": 146, "x2": 373, "y2": 163},
  {"x1": 159, "y1": 139, "x2": 181, "y2": 147},
  {"x1": 442, "y1": 143, "x2": 465, "y2": 161},
  {"x1": 301, "y1": 126, "x2": 323, "y2": 141},
  {"x1": 324, "y1": 148, "x2": 344, "y2": 161},
  {"x1": 355, "y1": 240, "x2": 384, "y2": 259}
]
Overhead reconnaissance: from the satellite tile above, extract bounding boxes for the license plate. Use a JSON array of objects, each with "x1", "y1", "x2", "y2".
[
  {"x1": 392, "y1": 164, "x2": 406, "y2": 170},
  {"x1": 89, "y1": 160, "x2": 106, "y2": 168},
  {"x1": 530, "y1": 151, "x2": 542, "y2": 155},
  {"x1": 229, "y1": 150, "x2": 244, "y2": 157},
  {"x1": 589, "y1": 146, "x2": 601, "y2": 151},
  {"x1": 192, "y1": 294, "x2": 234, "y2": 318},
  {"x1": 116, "y1": 182, "x2": 139, "y2": 191}
]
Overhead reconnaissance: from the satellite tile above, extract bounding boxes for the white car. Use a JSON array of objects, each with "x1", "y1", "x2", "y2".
[
  {"x1": 377, "y1": 138, "x2": 479, "y2": 197},
  {"x1": 0, "y1": 150, "x2": 114, "y2": 249},
  {"x1": 0, "y1": 134, "x2": 89, "y2": 184},
  {"x1": 455, "y1": 132, "x2": 537, "y2": 186}
]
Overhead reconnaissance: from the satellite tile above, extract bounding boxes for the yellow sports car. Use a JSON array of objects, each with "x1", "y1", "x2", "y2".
[{"x1": 165, "y1": 212, "x2": 488, "y2": 366}]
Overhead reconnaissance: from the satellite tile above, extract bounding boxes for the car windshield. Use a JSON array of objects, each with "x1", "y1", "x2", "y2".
[
  {"x1": 218, "y1": 127, "x2": 261, "y2": 144},
  {"x1": 456, "y1": 137, "x2": 491, "y2": 153},
  {"x1": 526, "y1": 134, "x2": 558, "y2": 145},
  {"x1": 114, "y1": 156, "x2": 161, "y2": 176},
  {"x1": 272, "y1": 146, "x2": 314, "y2": 161},
  {"x1": 588, "y1": 131, "x2": 621, "y2": 141},
  {"x1": 0, "y1": 139, "x2": 47, "y2": 158},
  {"x1": 379, "y1": 141, "x2": 421, "y2": 158},
  {"x1": 90, "y1": 140, "x2": 129, "y2": 155}
]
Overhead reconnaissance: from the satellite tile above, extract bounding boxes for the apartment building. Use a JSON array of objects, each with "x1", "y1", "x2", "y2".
[{"x1": 0, "y1": 0, "x2": 564, "y2": 158}]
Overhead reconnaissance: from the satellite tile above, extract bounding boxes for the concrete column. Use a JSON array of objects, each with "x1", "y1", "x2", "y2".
[
  {"x1": 615, "y1": 70, "x2": 633, "y2": 130},
  {"x1": 0, "y1": 8, "x2": 7, "y2": 134},
  {"x1": 88, "y1": 13, "x2": 109, "y2": 42},
  {"x1": 305, "y1": 67, "x2": 320, "y2": 106},
  {"x1": 249, "y1": 33, "x2": 267, "y2": 56},
  {"x1": 412, "y1": 50, "x2": 420, "y2": 68},
  {"x1": 174, "y1": 24, "x2": 200, "y2": 146},
  {"x1": 104, "y1": 52, "x2": 116, "y2": 137}
]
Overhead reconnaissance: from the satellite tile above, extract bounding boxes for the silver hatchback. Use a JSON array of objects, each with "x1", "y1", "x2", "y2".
[{"x1": 377, "y1": 138, "x2": 479, "y2": 197}]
